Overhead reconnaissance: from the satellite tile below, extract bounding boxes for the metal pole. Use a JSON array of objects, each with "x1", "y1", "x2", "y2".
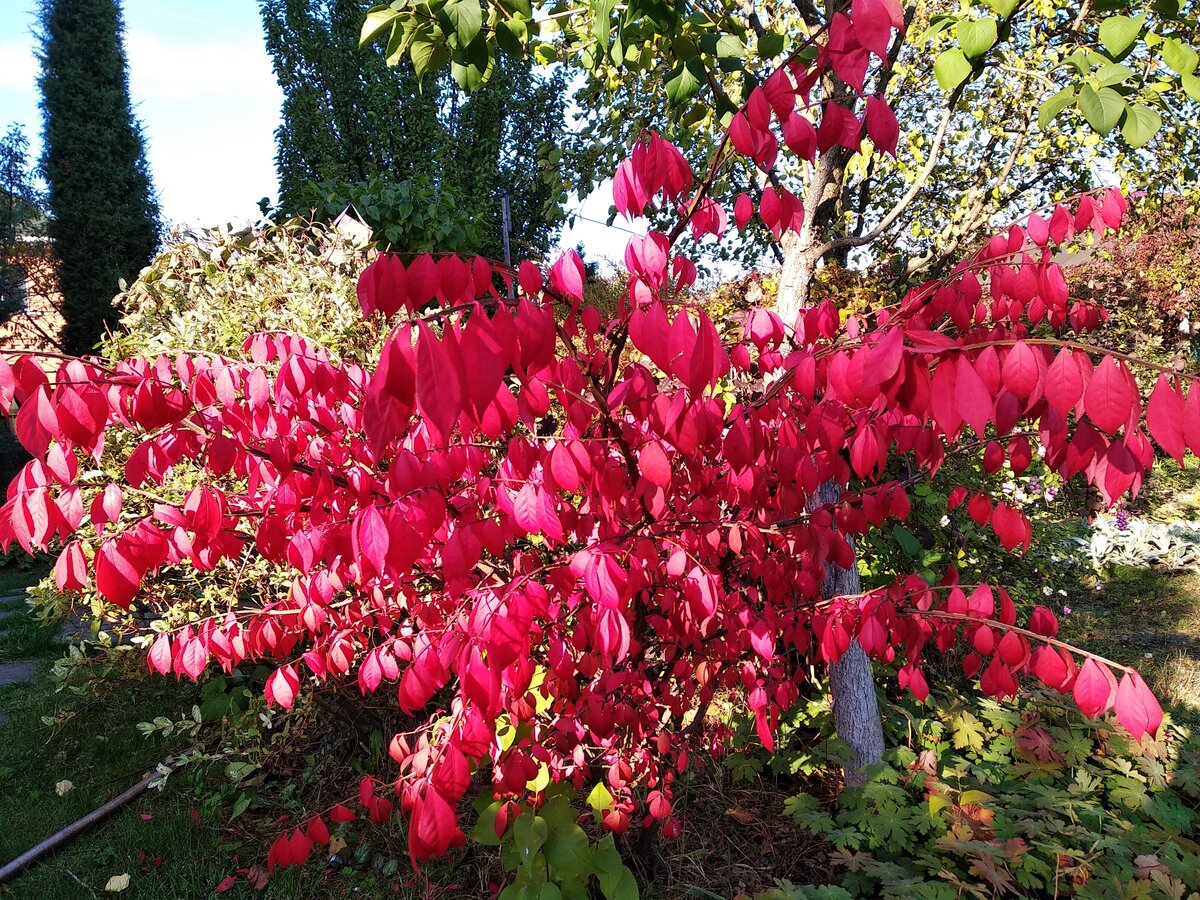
[
  {"x1": 0, "y1": 760, "x2": 173, "y2": 884},
  {"x1": 500, "y1": 193, "x2": 513, "y2": 299}
]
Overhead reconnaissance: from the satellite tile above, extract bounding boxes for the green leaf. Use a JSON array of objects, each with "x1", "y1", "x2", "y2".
[
  {"x1": 544, "y1": 824, "x2": 597, "y2": 877},
  {"x1": 443, "y1": 0, "x2": 483, "y2": 49},
  {"x1": 1163, "y1": 37, "x2": 1199, "y2": 76},
  {"x1": 513, "y1": 812, "x2": 549, "y2": 858},
  {"x1": 665, "y1": 59, "x2": 705, "y2": 104},
  {"x1": 1095, "y1": 63, "x2": 1136, "y2": 86},
  {"x1": 714, "y1": 34, "x2": 744, "y2": 58},
  {"x1": 757, "y1": 31, "x2": 785, "y2": 59},
  {"x1": 585, "y1": 782, "x2": 615, "y2": 813},
  {"x1": 496, "y1": 17, "x2": 528, "y2": 55},
  {"x1": 934, "y1": 49, "x2": 972, "y2": 91},
  {"x1": 471, "y1": 800, "x2": 506, "y2": 846},
  {"x1": 893, "y1": 525, "x2": 923, "y2": 558},
  {"x1": 1121, "y1": 103, "x2": 1161, "y2": 147},
  {"x1": 984, "y1": 0, "x2": 1017, "y2": 16},
  {"x1": 1098, "y1": 14, "x2": 1144, "y2": 58},
  {"x1": 532, "y1": 43, "x2": 558, "y2": 65},
  {"x1": 360, "y1": 7, "x2": 401, "y2": 45},
  {"x1": 1077, "y1": 84, "x2": 1126, "y2": 134},
  {"x1": 1038, "y1": 86, "x2": 1076, "y2": 129},
  {"x1": 957, "y1": 17, "x2": 997, "y2": 58},
  {"x1": 450, "y1": 33, "x2": 491, "y2": 91},
  {"x1": 1183, "y1": 71, "x2": 1200, "y2": 101}
]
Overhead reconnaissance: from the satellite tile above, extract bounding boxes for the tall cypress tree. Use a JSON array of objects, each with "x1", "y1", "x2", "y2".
[{"x1": 38, "y1": 0, "x2": 160, "y2": 356}]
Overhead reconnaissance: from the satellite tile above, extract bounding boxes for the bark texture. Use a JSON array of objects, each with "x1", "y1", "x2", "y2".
[{"x1": 810, "y1": 480, "x2": 885, "y2": 787}]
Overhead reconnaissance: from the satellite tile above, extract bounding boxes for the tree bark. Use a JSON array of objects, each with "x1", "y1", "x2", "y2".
[{"x1": 808, "y1": 481, "x2": 885, "y2": 787}]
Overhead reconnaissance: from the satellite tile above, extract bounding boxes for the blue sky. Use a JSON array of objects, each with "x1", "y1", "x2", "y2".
[
  {"x1": 0, "y1": 0, "x2": 627, "y2": 259},
  {"x1": 0, "y1": 0, "x2": 283, "y2": 227}
]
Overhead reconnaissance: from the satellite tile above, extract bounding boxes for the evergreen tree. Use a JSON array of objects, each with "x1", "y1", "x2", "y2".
[
  {"x1": 38, "y1": 0, "x2": 160, "y2": 356},
  {"x1": 260, "y1": 0, "x2": 566, "y2": 258}
]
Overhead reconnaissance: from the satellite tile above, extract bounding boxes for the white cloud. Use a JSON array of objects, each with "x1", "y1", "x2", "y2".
[
  {"x1": 118, "y1": 30, "x2": 284, "y2": 227},
  {"x1": 0, "y1": 40, "x2": 37, "y2": 93},
  {"x1": 126, "y1": 31, "x2": 281, "y2": 102}
]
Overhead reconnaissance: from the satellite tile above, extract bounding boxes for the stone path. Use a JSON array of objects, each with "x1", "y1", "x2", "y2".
[{"x1": 0, "y1": 589, "x2": 40, "y2": 725}]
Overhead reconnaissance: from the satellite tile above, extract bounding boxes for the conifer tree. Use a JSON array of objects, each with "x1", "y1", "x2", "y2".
[{"x1": 38, "y1": 0, "x2": 160, "y2": 355}]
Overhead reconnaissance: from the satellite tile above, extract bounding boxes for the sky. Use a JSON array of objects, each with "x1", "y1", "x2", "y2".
[
  {"x1": 0, "y1": 0, "x2": 627, "y2": 259},
  {"x1": 0, "y1": 0, "x2": 283, "y2": 229}
]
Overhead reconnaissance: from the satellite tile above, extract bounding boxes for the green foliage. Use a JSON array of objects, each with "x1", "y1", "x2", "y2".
[
  {"x1": 37, "y1": 0, "x2": 161, "y2": 356},
  {"x1": 297, "y1": 175, "x2": 484, "y2": 253},
  {"x1": 782, "y1": 689, "x2": 1200, "y2": 899},
  {"x1": 0, "y1": 123, "x2": 45, "y2": 323},
  {"x1": 472, "y1": 785, "x2": 639, "y2": 899},
  {"x1": 262, "y1": 0, "x2": 567, "y2": 259},
  {"x1": 107, "y1": 219, "x2": 377, "y2": 362}
]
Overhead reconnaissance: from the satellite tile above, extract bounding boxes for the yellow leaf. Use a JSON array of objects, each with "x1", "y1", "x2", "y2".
[
  {"x1": 55, "y1": 780, "x2": 74, "y2": 796},
  {"x1": 105, "y1": 873, "x2": 131, "y2": 892},
  {"x1": 328, "y1": 835, "x2": 347, "y2": 855}
]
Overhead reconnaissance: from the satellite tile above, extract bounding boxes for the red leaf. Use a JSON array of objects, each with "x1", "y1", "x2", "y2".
[
  {"x1": 54, "y1": 541, "x2": 88, "y2": 592},
  {"x1": 1044, "y1": 349, "x2": 1087, "y2": 416},
  {"x1": 638, "y1": 441, "x2": 672, "y2": 489},
  {"x1": 955, "y1": 357, "x2": 992, "y2": 437},
  {"x1": 1084, "y1": 355, "x2": 1138, "y2": 434},
  {"x1": 1147, "y1": 375, "x2": 1186, "y2": 464},
  {"x1": 991, "y1": 503, "x2": 1030, "y2": 552},
  {"x1": 307, "y1": 815, "x2": 330, "y2": 845},
  {"x1": 647, "y1": 789, "x2": 672, "y2": 819},
  {"x1": 518, "y1": 260, "x2": 543, "y2": 296},
  {"x1": 215, "y1": 876, "x2": 238, "y2": 893},
  {"x1": 1031, "y1": 646, "x2": 1070, "y2": 691},
  {"x1": 550, "y1": 249, "x2": 585, "y2": 303},
  {"x1": 1001, "y1": 341, "x2": 1043, "y2": 403},
  {"x1": 1073, "y1": 658, "x2": 1117, "y2": 717},
  {"x1": 148, "y1": 633, "x2": 172, "y2": 675},
  {"x1": 1114, "y1": 670, "x2": 1163, "y2": 741},
  {"x1": 95, "y1": 538, "x2": 143, "y2": 609},
  {"x1": 353, "y1": 506, "x2": 390, "y2": 579},
  {"x1": 415, "y1": 322, "x2": 463, "y2": 443},
  {"x1": 733, "y1": 193, "x2": 753, "y2": 229},
  {"x1": 329, "y1": 803, "x2": 356, "y2": 823},
  {"x1": 265, "y1": 665, "x2": 299, "y2": 709},
  {"x1": 409, "y1": 787, "x2": 466, "y2": 862},
  {"x1": 864, "y1": 96, "x2": 898, "y2": 156}
]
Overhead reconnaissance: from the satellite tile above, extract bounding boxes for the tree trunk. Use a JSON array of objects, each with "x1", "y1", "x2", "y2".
[{"x1": 808, "y1": 481, "x2": 885, "y2": 787}]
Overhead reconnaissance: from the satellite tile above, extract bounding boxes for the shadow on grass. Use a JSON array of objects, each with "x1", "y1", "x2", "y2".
[{"x1": 1061, "y1": 563, "x2": 1200, "y2": 725}]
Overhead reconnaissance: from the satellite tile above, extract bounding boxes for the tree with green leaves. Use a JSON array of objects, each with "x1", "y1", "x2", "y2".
[
  {"x1": 261, "y1": 0, "x2": 568, "y2": 259},
  {"x1": 38, "y1": 0, "x2": 161, "y2": 356},
  {"x1": 0, "y1": 124, "x2": 46, "y2": 324}
]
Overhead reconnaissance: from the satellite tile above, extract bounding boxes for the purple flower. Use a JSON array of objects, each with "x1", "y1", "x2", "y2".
[
  {"x1": 1062, "y1": 605, "x2": 1072, "y2": 616},
  {"x1": 1115, "y1": 507, "x2": 1130, "y2": 531}
]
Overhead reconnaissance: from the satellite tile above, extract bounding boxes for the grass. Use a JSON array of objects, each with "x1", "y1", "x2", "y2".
[
  {"x1": 1059, "y1": 564, "x2": 1200, "y2": 724},
  {"x1": 0, "y1": 559, "x2": 61, "y2": 662}
]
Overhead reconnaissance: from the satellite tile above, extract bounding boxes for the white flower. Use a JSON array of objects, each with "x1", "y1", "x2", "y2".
[
  {"x1": 1042, "y1": 586, "x2": 1053, "y2": 596},
  {"x1": 939, "y1": 515, "x2": 950, "y2": 527}
]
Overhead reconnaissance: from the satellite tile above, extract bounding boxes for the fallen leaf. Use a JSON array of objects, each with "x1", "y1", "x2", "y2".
[
  {"x1": 328, "y1": 835, "x2": 347, "y2": 855},
  {"x1": 140, "y1": 813, "x2": 153, "y2": 821},
  {"x1": 55, "y1": 780, "x2": 73, "y2": 796},
  {"x1": 244, "y1": 866, "x2": 269, "y2": 889},
  {"x1": 216, "y1": 875, "x2": 238, "y2": 893},
  {"x1": 104, "y1": 873, "x2": 131, "y2": 892},
  {"x1": 725, "y1": 806, "x2": 754, "y2": 825}
]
